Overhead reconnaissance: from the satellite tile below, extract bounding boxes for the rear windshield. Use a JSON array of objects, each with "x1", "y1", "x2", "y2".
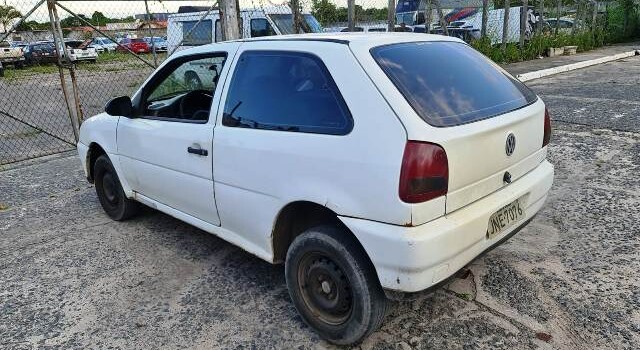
[
  {"x1": 371, "y1": 41, "x2": 537, "y2": 127},
  {"x1": 131, "y1": 39, "x2": 145, "y2": 43}
]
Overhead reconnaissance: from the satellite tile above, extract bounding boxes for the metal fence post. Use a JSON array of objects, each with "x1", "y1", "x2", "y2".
[
  {"x1": 47, "y1": 0, "x2": 78, "y2": 142},
  {"x1": 50, "y1": 1, "x2": 84, "y2": 128},
  {"x1": 502, "y1": 0, "x2": 510, "y2": 50},
  {"x1": 144, "y1": 0, "x2": 158, "y2": 67},
  {"x1": 348, "y1": 0, "x2": 355, "y2": 32}
]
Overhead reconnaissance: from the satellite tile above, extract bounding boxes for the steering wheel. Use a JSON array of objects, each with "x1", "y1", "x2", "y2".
[{"x1": 179, "y1": 90, "x2": 213, "y2": 119}]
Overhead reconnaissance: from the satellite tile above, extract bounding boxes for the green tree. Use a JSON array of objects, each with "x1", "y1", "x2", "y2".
[
  {"x1": 311, "y1": 0, "x2": 340, "y2": 25},
  {"x1": 91, "y1": 11, "x2": 109, "y2": 26},
  {"x1": 0, "y1": 5, "x2": 22, "y2": 32}
]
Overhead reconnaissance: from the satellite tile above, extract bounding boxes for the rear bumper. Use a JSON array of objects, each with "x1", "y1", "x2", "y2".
[
  {"x1": 339, "y1": 160, "x2": 554, "y2": 292},
  {"x1": 0, "y1": 57, "x2": 25, "y2": 64}
]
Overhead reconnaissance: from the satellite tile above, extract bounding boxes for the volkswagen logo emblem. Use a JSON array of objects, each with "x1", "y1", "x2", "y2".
[{"x1": 505, "y1": 133, "x2": 516, "y2": 156}]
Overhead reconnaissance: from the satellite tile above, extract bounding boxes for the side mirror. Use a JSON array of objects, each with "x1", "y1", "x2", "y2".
[{"x1": 105, "y1": 96, "x2": 133, "y2": 117}]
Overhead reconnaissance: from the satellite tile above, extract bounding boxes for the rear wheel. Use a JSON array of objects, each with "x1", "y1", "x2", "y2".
[
  {"x1": 285, "y1": 226, "x2": 387, "y2": 345},
  {"x1": 94, "y1": 155, "x2": 139, "y2": 221}
]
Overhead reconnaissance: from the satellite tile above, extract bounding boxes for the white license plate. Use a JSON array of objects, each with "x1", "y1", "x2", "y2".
[{"x1": 486, "y1": 197, "x2": 526, "y2": 239}]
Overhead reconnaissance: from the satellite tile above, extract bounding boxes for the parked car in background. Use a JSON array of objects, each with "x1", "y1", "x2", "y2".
[
  {"x1": 143, "y1": 36, "x2": 168, "y2": 52},
  {"x1": 10, "y1": 41, "x2": 29, "y2": 49},
  {"x1": 24, "y1": 42, "x2": 58, "y2": 65},
  {"x1": 88, "y1": 37, "x2": 117, "y2": 53},
  {"x1": 544, "y1": 17, "x2": 578, "y2": 33},
  {"x1": 166, "y1": 5, "x2": 323, "y2": 52},
  {"x1": 0, "y1": 40, "x2": 25, "y2": 69},
  {"x1": 63, "y1": 40, "x2": 98, "y2": 63},
  {"x1": 116, "y1": 38, "x2": 151, "y2": 54},
  {"x1": 78, "y1": 33, "x2": 554, "y2": 345}
]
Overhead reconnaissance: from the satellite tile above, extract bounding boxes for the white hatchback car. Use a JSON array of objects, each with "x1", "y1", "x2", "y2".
[{"x1": 77, "y1": 33, "x2": 554, "y2": 344}]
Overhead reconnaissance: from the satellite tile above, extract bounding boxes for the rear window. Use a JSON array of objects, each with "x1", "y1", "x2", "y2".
[
  {"x1": 131, "y1": 39, "x2": 145, "y2": 43},
  {"x1": 371, "y1": 41, "x2": 537, "y2": 127}
]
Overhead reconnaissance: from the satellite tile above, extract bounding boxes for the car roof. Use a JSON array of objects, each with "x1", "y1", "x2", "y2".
[
  {"x1": 233, "y1": 32, "x2": 463, "y2": 45},
  {"x1": 172, "y1": 33, "x2": 464, "y2": 60}
]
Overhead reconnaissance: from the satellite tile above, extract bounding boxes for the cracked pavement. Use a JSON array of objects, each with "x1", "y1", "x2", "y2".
[{"x1": 1, "y1": 57, "x2": 639, "y2": 349}]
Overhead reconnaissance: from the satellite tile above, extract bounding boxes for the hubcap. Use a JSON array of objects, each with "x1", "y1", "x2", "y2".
[{"x1": 298, "y1": 253, "x2": 352, "y2": 325}]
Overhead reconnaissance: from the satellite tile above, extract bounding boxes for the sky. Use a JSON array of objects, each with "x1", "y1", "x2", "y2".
[{"x1": 6, "y1": 0, "x2": 378, "y2": 23}]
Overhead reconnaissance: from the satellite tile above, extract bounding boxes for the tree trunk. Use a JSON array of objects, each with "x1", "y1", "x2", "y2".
[
  {"x1": 520, "y1": 0, "x2": 528, "y2": 46},
  {"x1": 291, "y1": 0, "x2": 302, "y2": 34},
  {"x1": 348, "y1": 0, "x2": 355, "y2": 31},
  {"x1": 555, "y1": 0, "x2": 561, "y2": 35},
  {"x1": 426, "y1": 0, "x2": 432, "y2": 33},
  {"x1": 387, "y1": 0, "x2": 395, "y2": 32},
  {"x1": 481, "y1": 0, "x2": 489, "y2": 38},
  {"x1": 502, "y1": 0, "x2": 510, "y2": 50},
  {"x1": 537, "y1": 0, "x2": 544, "y2": 35},
  {"x1": 220, "y1": 0, "x2": 240, "y2": 40},
  {"x1": 435, "y1": 0, "x2": 448, "y2": 36}
]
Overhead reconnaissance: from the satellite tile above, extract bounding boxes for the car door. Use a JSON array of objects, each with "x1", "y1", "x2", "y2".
[{"x1": 117, "y1": 50, "x2": 233, "y2": 226}]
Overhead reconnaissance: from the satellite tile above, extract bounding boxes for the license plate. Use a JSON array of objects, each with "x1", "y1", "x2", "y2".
[{"x1": 486, "y1": 197, "x2": 526, "y2": 239}]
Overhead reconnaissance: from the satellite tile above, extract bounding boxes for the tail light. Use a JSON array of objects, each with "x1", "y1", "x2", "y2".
[
  {"x1": 543, "y1": 107, "x2": 552, "y2": 147},
  {"x1": 399, "y1": 141, "x2": 449, "y2": 203}
]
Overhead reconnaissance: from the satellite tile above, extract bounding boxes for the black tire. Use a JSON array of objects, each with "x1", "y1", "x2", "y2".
[
  {"x1": 94, "y1": 154, "x2": 139, "y2": 221},
  {"x1": 15, "y1": 61, "x2": 24, "y2": 69},
  {"x1": 285, "y1": 225, "x2": 387, "y2": 345}
]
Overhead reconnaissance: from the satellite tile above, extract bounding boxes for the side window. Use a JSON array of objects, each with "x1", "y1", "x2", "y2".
[
  {"x1": 182, "y1": 20, "x2": 213, "y2": 46},
  {"x1": 141, "y1": 54, "x2": 227, "y2": 122},
  {"x1": 222, "y1": 51, "x2": 353, "y2": 135},
  {"x1": 250, "y1": 18, "x2": 275, "y2": 37}
]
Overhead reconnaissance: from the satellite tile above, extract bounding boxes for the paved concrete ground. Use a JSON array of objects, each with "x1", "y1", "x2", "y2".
[
  {"x1": 503, "y1": 41, "x2": 640, "y2": 76},
  {"x1": 1, "y1": 57, "x2": 639, "y2": 349}
]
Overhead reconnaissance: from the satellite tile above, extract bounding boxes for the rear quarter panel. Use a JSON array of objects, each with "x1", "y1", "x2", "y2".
[{"x1": 212, "y1": 40, "x2": 410, "y2": 256}]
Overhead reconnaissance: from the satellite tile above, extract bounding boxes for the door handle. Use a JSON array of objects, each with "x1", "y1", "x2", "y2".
[{"x1": 187, "y1": 146, "x2": 208, "y2": 156}]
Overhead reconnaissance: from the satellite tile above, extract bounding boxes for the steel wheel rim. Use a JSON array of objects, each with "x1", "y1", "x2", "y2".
[{"x1": 297, "y1": 252, "x2": 353, "y2": 325}]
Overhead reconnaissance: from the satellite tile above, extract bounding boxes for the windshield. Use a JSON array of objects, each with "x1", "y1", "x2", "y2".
[
  {"x1": 396, "y1": 12, "x2": 416, "y2": 25},
  {"x1": 268, "y1": 14, "x2": 323, "y2": 34}
]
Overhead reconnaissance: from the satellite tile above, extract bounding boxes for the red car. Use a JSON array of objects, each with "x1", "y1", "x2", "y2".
[{"x1": 116, "y1": 38, "x2": 150, "y2": 54}]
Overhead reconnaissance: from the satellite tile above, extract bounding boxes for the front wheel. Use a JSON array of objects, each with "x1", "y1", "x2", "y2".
[
  {"x1": 285, "y1": 226, "x2": 388, "y2": 345},
  {"x1": 94, "y1": 155, "x2": 139, "y2": 221}
]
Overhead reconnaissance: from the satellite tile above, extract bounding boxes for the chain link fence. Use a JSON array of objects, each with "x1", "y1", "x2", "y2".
[{"x1": 1, "y1": 0, "x2": 638, "y2": 165}]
